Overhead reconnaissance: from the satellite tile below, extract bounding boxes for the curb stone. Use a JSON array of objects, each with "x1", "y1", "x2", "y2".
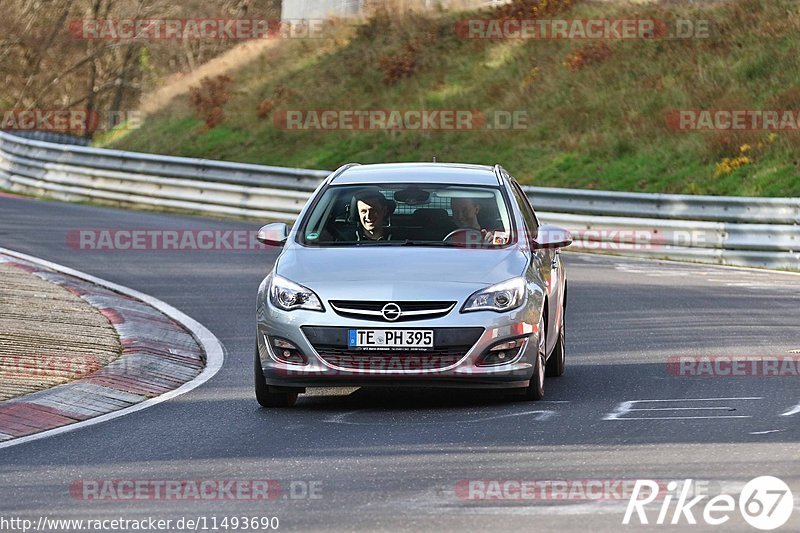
[{"x1": 0, "y1": 253, "x2": 206, "y2": 441}]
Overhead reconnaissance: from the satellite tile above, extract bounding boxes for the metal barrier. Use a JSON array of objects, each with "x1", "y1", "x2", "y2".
[
  {"x1": 526, "y1": 186, "x2": 800, "y2": 224},
  {"x1": 1, "y1": 130, "x2": 91, "y2": 146},
  {"x1": 0, "y1": 131, "x2": 797, "y2": 269}
]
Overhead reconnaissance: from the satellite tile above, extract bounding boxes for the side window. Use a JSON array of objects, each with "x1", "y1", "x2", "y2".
[{"x1": 508, "y1": 178, "x2": 539, "y2": 235}]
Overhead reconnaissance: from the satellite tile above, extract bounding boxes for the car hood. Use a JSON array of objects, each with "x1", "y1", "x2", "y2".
[{"x1": 276, "y1": 245, "x2": 528, "y2": 287}]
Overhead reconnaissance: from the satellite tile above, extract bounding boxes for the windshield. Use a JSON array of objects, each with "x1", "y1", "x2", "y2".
[{"x1": 298, "y1": 184, "x2": 514, "y2": 248}]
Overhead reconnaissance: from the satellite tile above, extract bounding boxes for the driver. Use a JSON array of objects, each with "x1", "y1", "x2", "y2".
[
  {"x1": 451, "y1": 197, "x2": 483, "y2": 230},
  {"x1": 354, "y1": 190, "x2": 392, "y2": 241}
]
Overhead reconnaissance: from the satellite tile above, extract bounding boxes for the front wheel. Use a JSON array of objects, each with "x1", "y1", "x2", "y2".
[
  {"x1": 521, "y1": 315, "x2": 546, "y2": 401},
  {"x1": 254, "y1": 343, "x2": 298, "y2": 407}
]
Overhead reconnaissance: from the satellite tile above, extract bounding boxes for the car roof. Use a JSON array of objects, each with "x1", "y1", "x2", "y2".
[{"x1": 330, "y1": 162, "x2": 502, "y2": 186}]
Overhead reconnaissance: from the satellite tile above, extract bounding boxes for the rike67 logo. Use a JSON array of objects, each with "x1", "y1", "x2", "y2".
[{"x1": 624, "y1": 477, "x2": 794, "y2": 530}]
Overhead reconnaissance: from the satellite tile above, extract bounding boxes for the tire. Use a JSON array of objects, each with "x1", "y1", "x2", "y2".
[
  {"x1": 522, "y1": 314, "x2": 546, "y2": 401},
  {"x1": 254, "y1": 343, "x2": 298, "y2": 407},
  {"x1": 545, "y1": 303, "x2": 566, "y2": 377}
]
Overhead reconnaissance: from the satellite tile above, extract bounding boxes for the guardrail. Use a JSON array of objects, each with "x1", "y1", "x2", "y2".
[
  {"x1": 0, "y1": 130, "x2": 797, "y2": 270},
  {"x1": 2, "y1": 130, "x2": 90, "y2": 146}
]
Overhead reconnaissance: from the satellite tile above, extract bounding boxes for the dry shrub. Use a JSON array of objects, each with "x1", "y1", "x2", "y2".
[
  {"x1": 563, "y1": 42, "x2": 612, "y2": 72},
  {"x1": 188, "y1": 75, "x2": 233, "y2": 129},
  {"x1": 256, "y1": 99, "x2": 277, "y2": 119},
  {"x1": 494, "y1": 0, "x2": 574, "y2": 19},
  {"x1": 639, "y1": 74, "x2": 664, "y2": 91},
  {"x1": 700, "y1": 92, "x2": 759, "y2": 159},
  {"x1": 378, "y1": 41, "x2": 421, "y2": 85},
  {"x1": 765, "y1": 87, "x2": 800, "y2": 150},
  {"x1": 256, "y1": 85, "x2": 297, "y2": 120},
  {"x1": 767, "y1": 86, "x2": 800, "y2": 110},
  {"x1": 363, "y1": 0, "x2": 439, "y2": 15},
  {"x1": 706, "y1": 130, "x2": 760, "y2": 160},
  {"x1": 358, "y1": 2, "x2": 442, "y2": 85}
]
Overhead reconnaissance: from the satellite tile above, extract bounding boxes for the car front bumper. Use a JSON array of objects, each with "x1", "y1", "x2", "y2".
[{"x1": 256, "y1": 295, "x2": 542, "y2": 390}]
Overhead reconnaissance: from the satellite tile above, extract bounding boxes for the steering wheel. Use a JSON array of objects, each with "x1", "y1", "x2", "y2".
[{"x1": 443, "y1": 228, "x2": 484, "y2": 244}]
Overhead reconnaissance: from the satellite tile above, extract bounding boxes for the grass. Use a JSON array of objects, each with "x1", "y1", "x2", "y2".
[{"x1": 103, "y1": 0, "x2": 800, "y2": 196}]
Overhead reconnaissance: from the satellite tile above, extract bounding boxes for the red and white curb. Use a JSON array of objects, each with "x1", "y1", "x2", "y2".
[{"x1": 0, "y1": 247, "x2": 224, "y2": 449}]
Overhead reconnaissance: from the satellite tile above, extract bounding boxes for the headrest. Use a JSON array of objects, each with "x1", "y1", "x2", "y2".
[{"x1": 410, "y1": 208, "x2": 450, "y2": 223}]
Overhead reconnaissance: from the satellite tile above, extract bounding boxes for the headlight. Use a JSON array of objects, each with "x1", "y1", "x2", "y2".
[
  {"x1": 461, "y1": 277, "x2": 526, "y2": 313},
  {"x1": 269, "y1": 275, "x2": 324, "y2": 312}
]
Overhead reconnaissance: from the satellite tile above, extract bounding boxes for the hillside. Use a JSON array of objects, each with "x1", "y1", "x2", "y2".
[
  {"x1": 1, "y1": 0, "x2": 280, "y2": 137},
  {"x1": 105, "y1": 0, "x2": 800, "y2": 196}
]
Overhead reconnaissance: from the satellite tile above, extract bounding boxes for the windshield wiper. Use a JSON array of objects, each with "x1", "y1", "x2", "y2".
[
  {"x1": 399, "y1": 240, "x2": 451, "y2": 247},
  {"x1": 346, "y1": 239, "x2": 452, "y2": 247}
]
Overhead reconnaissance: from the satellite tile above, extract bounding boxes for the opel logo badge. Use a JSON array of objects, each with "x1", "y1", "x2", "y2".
[{"x1": 381, "y1": 302, "x2": 402, "y2": 322}]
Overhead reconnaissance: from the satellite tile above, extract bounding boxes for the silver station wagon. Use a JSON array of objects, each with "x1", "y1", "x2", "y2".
[{"x1": 254, "y1": 162, "x2": 572, "y2": 407}]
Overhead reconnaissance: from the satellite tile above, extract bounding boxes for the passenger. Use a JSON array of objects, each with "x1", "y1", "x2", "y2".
[{"x1": 450, "y1": 197, "x2": 495, "y2": 243}]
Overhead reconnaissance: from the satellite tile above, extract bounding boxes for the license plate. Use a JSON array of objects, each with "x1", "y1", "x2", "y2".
[{"x1": 348, "y1": 329, "x2": 433, "y2": 350}]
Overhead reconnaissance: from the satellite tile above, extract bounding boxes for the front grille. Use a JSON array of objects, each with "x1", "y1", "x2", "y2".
[
  {"x1": 329, "y1": 300, "x2": 456, "y2": 322},
  {"x1": 302, "y1": 326, "x2": 483, "y2": 371}
]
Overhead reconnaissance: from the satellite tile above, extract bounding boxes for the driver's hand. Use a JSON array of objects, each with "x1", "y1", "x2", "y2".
[{"x1": 490, "y1": 230, "x2": 510, "y2": 245}]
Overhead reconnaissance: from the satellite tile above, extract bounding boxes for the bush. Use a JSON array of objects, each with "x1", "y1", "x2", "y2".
[
  {"x1": 494, "y1": 0, "x2": 574, "y2": 19},
  {"x1": 188, "y1": 75, "x2": 233, "y2": 129},
  {"x1": 378, "y1": 42, "x2": 420, "y2": 85},
  {"x1": 256, "y1": 85, "x2": 297, "y2": 120},
  {"x1": 563, "y1": 42, "x2": 612, "y2": 72}
]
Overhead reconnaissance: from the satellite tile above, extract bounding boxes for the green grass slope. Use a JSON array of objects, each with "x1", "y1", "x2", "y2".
[{"x1": 105, "y1": 0, "x2": 800, "y2": 196}]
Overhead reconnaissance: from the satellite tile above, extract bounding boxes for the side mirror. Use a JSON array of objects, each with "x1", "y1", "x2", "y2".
[
  {"x1": 257, "y1": 222, "x2": 289, "y2": 246},
  {"x1": 531, "y1": 224, "x2": 572, "y2": 249}
]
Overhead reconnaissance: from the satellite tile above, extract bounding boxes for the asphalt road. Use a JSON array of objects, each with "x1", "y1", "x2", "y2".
[{"x1": 0, "y1": 195, "x2": 799, "y2": 532}]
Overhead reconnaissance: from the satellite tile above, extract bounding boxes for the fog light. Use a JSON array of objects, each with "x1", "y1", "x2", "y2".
[
  {"x1": 268, "y1": 336, "x2": 308, "y2": 365},
  {"x1": 477, "y1": 337, "x2": 527, "y2": 367}
]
